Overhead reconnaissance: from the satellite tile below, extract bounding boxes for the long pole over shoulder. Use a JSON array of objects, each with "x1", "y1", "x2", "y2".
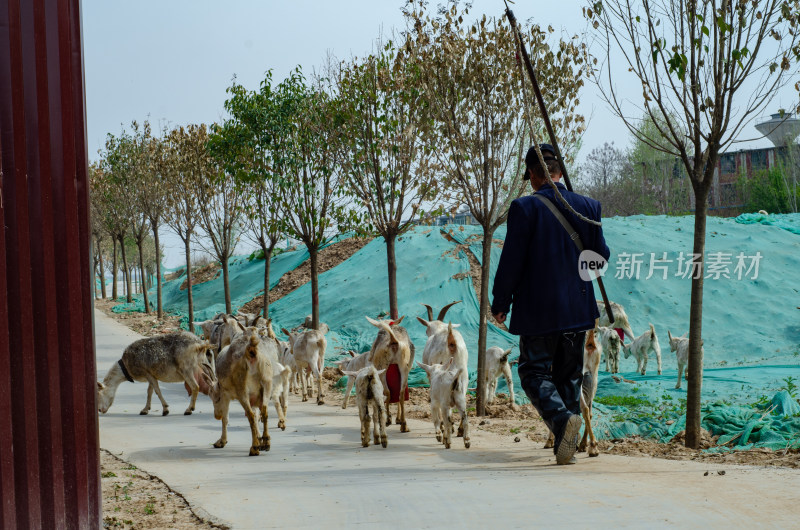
[
  {"x1": 503, "y1": 2, "x2": 573, "y2": 192},
  {"x1": 504, "y1": 1, "x2": 615, "y2": 325}
]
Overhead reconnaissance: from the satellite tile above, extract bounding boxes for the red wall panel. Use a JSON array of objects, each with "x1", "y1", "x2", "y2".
[{"x1": 0, "y1": 0, "x2": 101, "y2": 527}]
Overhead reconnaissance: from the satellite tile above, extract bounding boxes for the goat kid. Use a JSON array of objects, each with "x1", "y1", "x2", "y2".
[
  {"x1": 622, "y1": 323, "x2": 662, "y2": 375},
  {"x1": 333, "y1": 350, "x2": 370, "y2": 409},
  {"x1": 416, "y1": 359, "x2": 470, "y2": 449},
  {"x1": 484, "y1": 347, "x2": 517, "y2": 408},
  {"x1": 667, "y1": 330, "x2": 702, "y2": 389},
  {"x1": 202, "y1": 329, "x2": 279, "y2": 456},
  {"x1": 342, "y1": 366, "x2": 388, "y2": 448},
  {"x1": 595, "y1": 326, "x2": 623, "y2": 374},
  {"x1": 365, "y1": 316, "x2": 414, "y2": 433},
  {"x1": 97, "y1": 332, "x2": 215, "y2": 416}
]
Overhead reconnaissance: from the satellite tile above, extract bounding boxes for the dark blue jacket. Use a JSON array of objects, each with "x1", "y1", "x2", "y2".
[{"x1": 491, "y1": 182, "x2": 610, "y2": 336}]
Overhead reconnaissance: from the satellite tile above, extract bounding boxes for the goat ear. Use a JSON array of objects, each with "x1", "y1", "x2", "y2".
[
  {"x1": 416, "y1": 316, "x2": 429, "y2": 328},
  {"x1": 365, "y1": 316, "x2": 381, "y2": 328},
  {"x1": 415, "y1": 361, "x2": 432, "y2": 374},
  {"x1": 376, "y1": 368, "x2": 387, "y2": 376},
  {"x1": 97, "y1": 381, "x2": 106, "y2": 391},
  {"x1": 342, "y1": 370, "x2": 358, "y2": 377}
]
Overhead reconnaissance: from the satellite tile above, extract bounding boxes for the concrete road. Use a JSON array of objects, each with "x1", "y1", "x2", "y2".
[{"x1": 96, "y1": 310, "x2": 798, "y2": 529}]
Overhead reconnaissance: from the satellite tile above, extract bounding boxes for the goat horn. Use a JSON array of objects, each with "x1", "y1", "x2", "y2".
[
  {"x1": 437, "y1": 300, "x2": 462, "y2": 321},
  {"x1": 422, "y1": 304, "x2": 434, "y2": 321}
]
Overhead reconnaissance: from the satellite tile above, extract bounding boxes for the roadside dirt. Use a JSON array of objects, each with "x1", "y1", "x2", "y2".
[
  {"x1": 238, "y1": 237, "x2": 373, "y2": 315},
  {"x1": 95, "y1": 298, "x2": 185, "y2": 338},
  {"x1": 180, "y1": 262, "x2": 221, "y2": 290},
  {"x1": 101, "y1": 449, "x2": 225, "y2": 529}
]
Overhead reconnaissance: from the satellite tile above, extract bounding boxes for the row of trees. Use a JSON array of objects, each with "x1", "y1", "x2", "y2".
[{"x1": 90, "y1": 3, "x2": 587, "y2": 415}]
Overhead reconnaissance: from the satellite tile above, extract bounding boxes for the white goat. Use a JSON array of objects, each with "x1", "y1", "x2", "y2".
[
  {"x1": 97, "y1": 332, "x2": 215, "y2": 416},
  {"x1": 365, "y1": 316, "x2": 414, "y2": 432},
  {"x1": 667, "y1": 330, "x2": 702, "y2": 389},
  {"x1": 416, "y1": 359, "x2": 470, "y2": 449},
  {"x1": 597, "y1": 300, "x2": 636, "y2": 342},
  {"x1": 334, "y1": 350, "x2": 370, "y2": 409},
  {"x1": 281, "y1": 326, "x2": 327, "y2": 405},
  {"x1": 484, "y1": 346, "x2": 517, "y2": 408},
  {"x1": 622, "y1": 323, "x2": 662, "y2": 375},
  {"x1": 595, "y1": 326, "x2": 623, "y2": 374},
  {"x1": 342, "y1": 365, "x2": 388, "y2": 448}
]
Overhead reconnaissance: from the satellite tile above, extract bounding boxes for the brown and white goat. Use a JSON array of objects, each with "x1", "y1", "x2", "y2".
[
  {"x1": 543, "y1": 327, "x2": 603, "y2": 457},
  {"x1": 342, "y1": 365, "x2": 388, "y2": 448},
  {"x1": 97, "y1": 332, "x2": 215, "y2": 416},
  {"x1": 281, "y1": 326, "x2": 327, "y2": 405},
  {"x1": 597, "y1": 300, "x2": 636, "y2": 342},
  {"x1": 365, "y1": 316, "x2": 414, "y2": 433},
  {"x1": 416, "y1": 359, "x2": 470, "y2": 449},
  {"x1": 579, "y1": 328, "x2": 602, "y2": 457},
  {"x1": 202, "y1": 329, "x2": 281, "y2": 456}
]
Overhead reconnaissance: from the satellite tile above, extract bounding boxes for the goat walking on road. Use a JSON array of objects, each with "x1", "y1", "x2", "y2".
[{"x1": 97, "y1": 332, "x2": 215, "y2": 417}]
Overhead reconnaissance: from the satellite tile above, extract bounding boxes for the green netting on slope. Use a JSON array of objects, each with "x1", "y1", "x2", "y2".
[
  {"x1": 735, "y1": 212, "x2": 800, "y2": 235},
  {"x1": 267, "y1": 226, "x2": 519, "y2": 389},
  {"x1": 112, "y1": 241, "x2": 339, "y2": 322}
]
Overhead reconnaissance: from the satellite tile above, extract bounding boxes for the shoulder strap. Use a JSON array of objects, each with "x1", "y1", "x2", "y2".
[{"x1": 533, "y1": 194, "x2": 584, "y2": 252}]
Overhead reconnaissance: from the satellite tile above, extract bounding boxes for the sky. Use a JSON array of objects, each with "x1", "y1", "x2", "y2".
[{"x1": 81, "y1": 0, "x2": 797, "y2": 266}]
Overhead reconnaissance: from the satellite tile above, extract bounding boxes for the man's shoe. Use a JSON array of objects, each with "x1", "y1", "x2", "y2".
[{"x1": 556, "y1": 414, "x2": 582, "y2": 465}]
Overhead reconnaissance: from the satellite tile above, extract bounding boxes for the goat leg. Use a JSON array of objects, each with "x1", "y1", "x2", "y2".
[
  {"x1": 140, "y1": 384, "x2": 154, "y2": 415},
  {"x1": 144, "y1": 375, "x2": 169, "y2": 416},
  {"x1": 213, "y1": 400, "x2": 230, "y2": 448},
  {"x1": 259, "y1": 404, "x2": 271, "y2": 451}
]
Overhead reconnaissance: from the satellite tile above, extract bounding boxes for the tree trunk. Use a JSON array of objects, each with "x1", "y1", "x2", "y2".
[
  {"x1": 385, "y1": 233, "x2": 398, "y2": 320},
  {"x1": 119, "y1": 236, "x2": 132, "y2": 303},
  {"x1": 153, "y1": 222, "x2": 163, "y2": 318},
  {"x1": 262, "y1": 242, "x2": 275, "y2": 318},
  {"x1": 184, "y1": 236, "x2": 195, "y2": 333},
  {"x1": 98, "y1": 239, "x2": 107, "y2": 299},
  {"x1": 137, "y1": 240, "x2": 150, "y2": 313},
  {"x1": 309, "y1": 245, "x2": 320, "y2": 330},
  {"x1": 111, "y1": 237, "x2": 118, "y2": 300},
  {"x1": 685, "y1": 183, "x2": 711, "y2": 449},
  {"x1": 222, "y1": 255, "x2": 231, "y2": 314},
  {"x1": 476, "y1": 227, "x2": 494, "y2": 417}
]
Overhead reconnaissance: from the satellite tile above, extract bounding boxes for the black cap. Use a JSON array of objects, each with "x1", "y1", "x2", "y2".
[{"x1": 524, "y1": 143, "x2": 558, "y2": 180}]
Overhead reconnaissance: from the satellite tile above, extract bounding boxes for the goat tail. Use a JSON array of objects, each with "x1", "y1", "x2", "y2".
[{"x1": 452, "y1": 368, "x2": 464, "y2": 394}]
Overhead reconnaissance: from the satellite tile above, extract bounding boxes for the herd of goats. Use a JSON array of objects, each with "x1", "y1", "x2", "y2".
[{"x1": 96, "y1": 299, "x2": 700, "y2": 458}]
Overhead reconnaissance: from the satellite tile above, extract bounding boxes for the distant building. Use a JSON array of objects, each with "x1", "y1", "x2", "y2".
[{"x1": 645, "y1": 112, "x2": 799, "y2": 216}]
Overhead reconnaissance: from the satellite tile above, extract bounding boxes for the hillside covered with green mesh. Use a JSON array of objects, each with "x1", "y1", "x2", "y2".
[{"x1": 113, "y1": 212, "x2": 800, "y2": 451}]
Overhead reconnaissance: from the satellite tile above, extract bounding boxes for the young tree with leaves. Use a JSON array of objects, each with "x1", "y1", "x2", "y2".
[
  {"x1": 337, "y1": 41, "x2": 439, "y2": 320},
  {"x1": 586, "y1": 0, "x2": 800, "y2": 448},
  {"x1": 164, "y1": 124, "x2": 211, "y2": 330},
  {"x1": 407, "y1": 3, "x2": 588, "y2": 415},
  {"x1": 271, "y1": 69, "x2": 347, "y2": 330},
  {"x1": 209, "y1": 75, "x2": 285, "y2": 318}
]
